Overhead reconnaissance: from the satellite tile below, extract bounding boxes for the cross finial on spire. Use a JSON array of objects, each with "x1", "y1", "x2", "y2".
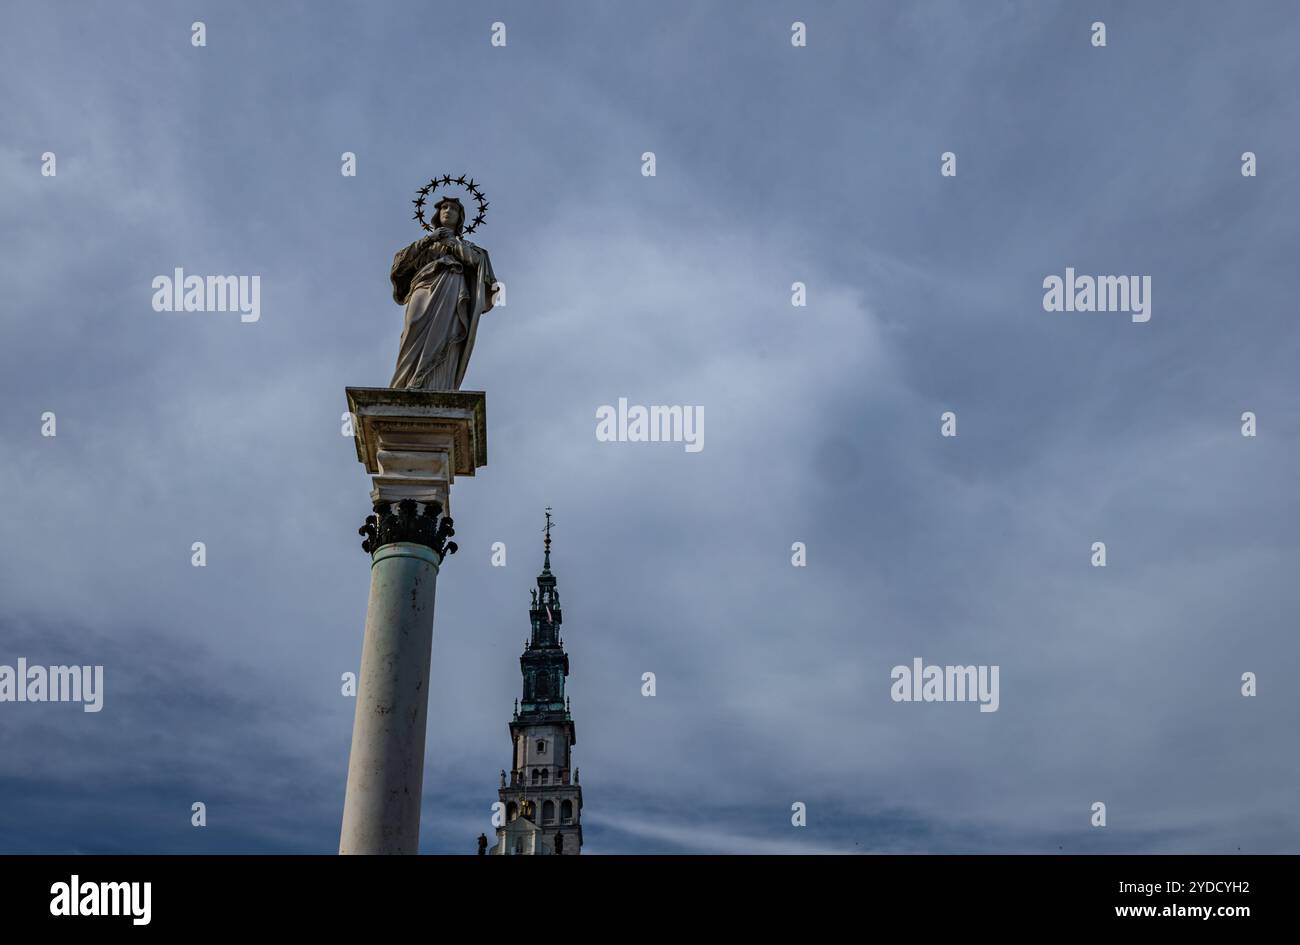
[{"x1": 543, "y1": 507, "x2": 554, "y2": 572}]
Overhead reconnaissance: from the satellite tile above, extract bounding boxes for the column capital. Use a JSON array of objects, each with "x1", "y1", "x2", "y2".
[{"x1": 359, "y1": 500, "x2": 457, "y2": 559}]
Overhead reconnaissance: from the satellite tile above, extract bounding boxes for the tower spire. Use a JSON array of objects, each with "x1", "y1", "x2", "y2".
[{"x1": 490, "y1": 507, "x2": 583, "y2": 855}]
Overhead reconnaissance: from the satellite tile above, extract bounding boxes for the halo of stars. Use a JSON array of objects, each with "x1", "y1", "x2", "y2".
[{"x1": 412, "y1": 175, "x2": 489, "y2": 235}]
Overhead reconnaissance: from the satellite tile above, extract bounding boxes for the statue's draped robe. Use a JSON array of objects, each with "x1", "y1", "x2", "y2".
[{"x1": 389, "y1": 230, "x2": 497, "y2": 390}]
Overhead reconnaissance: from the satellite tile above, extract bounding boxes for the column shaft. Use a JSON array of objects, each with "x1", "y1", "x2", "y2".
[{"x1": 339, "y1": 542, "x2": 441, "y2": 854}]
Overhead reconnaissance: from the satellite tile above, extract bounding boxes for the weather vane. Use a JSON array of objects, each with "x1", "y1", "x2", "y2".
[{"x1": 542, "y1": 507, "x2": 555, "y2": 569}]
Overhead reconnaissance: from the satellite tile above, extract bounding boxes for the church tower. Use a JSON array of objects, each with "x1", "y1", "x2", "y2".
[{"x1": 490, "y1": 509, "x2": 583, "y2": 855}]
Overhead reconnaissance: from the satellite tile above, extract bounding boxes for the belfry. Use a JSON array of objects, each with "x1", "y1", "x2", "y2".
[{"x1": 489, "y1": 509, "x2": 583, "y2": 855}]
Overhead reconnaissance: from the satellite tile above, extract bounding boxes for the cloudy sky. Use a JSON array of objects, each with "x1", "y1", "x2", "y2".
[{"x1": 2, "y1": 0, "x2": 1298, "y2": 854}]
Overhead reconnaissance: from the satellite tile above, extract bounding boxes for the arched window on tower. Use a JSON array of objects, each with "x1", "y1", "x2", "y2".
[
  {"x1": 531, "y1": 768, "x2": 540, "y2": 785},
  {"x1": 561, "y1": 799, "x2": 574, "y2": 823},
  {"x1": 541, "y1": 769, "x2": 550, "y2": 785},
  {"x1": 537, "y1": 739, "x2": 546, "y2": 754},
  {"x1": 507, "y1": 802, "x2": 518, "y2": 822},
  {"x1": 542, "y1": 800, "x2": 556, "y2": 824}
]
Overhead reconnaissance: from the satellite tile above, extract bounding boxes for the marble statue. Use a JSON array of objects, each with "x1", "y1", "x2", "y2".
[{"x1": 389, "y1": 196, "x2": 498, "y2": 390}]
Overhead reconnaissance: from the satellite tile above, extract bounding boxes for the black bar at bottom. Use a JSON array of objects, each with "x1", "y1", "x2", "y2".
[{"x1": 0, "y1": 853, "x2": 1281, "y2": 931}]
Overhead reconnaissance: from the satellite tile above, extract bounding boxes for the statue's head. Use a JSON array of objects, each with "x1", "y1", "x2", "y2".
[{"x1": 433, "y1": 197, "x2": 465, "y2": 234}]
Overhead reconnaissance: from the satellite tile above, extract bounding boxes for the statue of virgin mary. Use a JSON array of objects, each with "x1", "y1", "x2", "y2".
[{"x1": 388, "y1": 196, "x2": 498, "y2": 390}]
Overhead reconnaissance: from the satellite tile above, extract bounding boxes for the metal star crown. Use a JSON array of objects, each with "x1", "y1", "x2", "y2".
[{"x1": 412, "y1": 174, "x2": 489, "y2": 235}]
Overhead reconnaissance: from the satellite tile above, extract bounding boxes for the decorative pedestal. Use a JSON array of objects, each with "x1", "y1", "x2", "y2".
[
  {"x1": 338, "y1": 388, "x2": 487, "y2": 855},
  {"x1": 346, "y1": 387, "x2": 487, "y2": 514}
]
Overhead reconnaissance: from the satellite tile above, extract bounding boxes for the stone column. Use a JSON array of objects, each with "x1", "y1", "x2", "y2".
[{"x1": 338, "y1": 388, "x2": 487, "y2": 855}]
